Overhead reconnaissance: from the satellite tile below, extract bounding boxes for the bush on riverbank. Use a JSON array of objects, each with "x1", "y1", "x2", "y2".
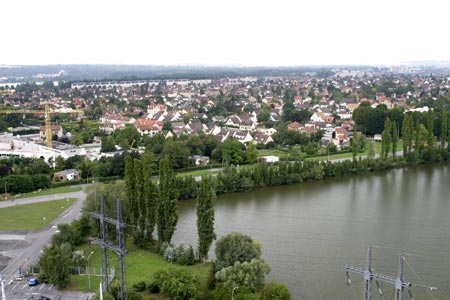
[{"x1": 173, "y1": 146, "x2": 449, "y2": 199}]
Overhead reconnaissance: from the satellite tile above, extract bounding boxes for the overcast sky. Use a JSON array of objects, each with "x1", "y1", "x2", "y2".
[{"x1": 2, "y1": 0, "x2": 449, "y2": 66}]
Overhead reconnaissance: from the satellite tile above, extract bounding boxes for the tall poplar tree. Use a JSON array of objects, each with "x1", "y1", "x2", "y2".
[
  {"x1": 391, "y1": 121, "x2": 398, "y2": 158},
  {"x1": 196, "y1": 176, "x2": 216, "y2": 261},
  {"x1": 381, "y1": 117, "x2": 392, "y2": 159},
  {"x1": 351, "y1": 127, "x2": 359, "y2": 164},
  {"x1": 426, "y1": 110, "x2": 435, "y2": 147},
  {"x1": 142, "y1": 152, "x2": 157, "y2": 242},
  {"x1": 157, "y1": 156, "x2": 178, "y2": 243},
  {"x1": 402, "y1": 113, "x2": 413, "y2": 155},
  {"x1": 133, "y1": 158, "x2": 146, "y2": 245},
  {"x1": 124, "y1": 155, "x2": 136, "y2": 224},
  {"x1": 441, "y1": 110, "x2": 449, "y2": 154}
]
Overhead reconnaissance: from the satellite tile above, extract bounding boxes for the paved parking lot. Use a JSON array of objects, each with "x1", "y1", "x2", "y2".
[
  {"x1": 5, "y1": 280, "x2": 58, "y2": 300},
  {"x1": 0, "y1": 191, "x2": 94, "y2": 300},
  {"x1": 3, "y1": 279, "x2": 94, "y2": 300}
]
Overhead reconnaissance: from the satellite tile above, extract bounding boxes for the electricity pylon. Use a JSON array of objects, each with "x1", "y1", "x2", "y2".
[{"x1": 345, "y1": 247, "x2": 412, "y2": 300}]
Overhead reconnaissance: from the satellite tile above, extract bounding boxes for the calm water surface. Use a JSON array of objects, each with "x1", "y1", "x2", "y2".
[{"x1": 173, "y1": 163, "x2": 450, "y2": 300}]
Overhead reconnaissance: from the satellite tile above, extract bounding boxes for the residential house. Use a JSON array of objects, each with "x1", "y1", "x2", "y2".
[
  {"x1": 260, "y1": 155, "x2": 279, "y2": 163},
  {"x1": 228, "y1": 130, "x2": 253, "y2": 144},
  {"x1": 100, "y1": 113, "x2": 135, "y2": 130},
  {"x1": 206, "y1": 123, "x2": 222, "y2": 136},
  {"x1": 190, "y1": 155, "x2": 210, "y2": 166},
  {"x1": 253, "y1": 133, "x2": 274, "y2": 145},
  {"x1": 52, "y1": 169, "x2": 81, "y2": 182},
  {"x1": 185, "y1": 119, "x2": 206, "y2": 134},
  {"x1": 134, "y1": 119, "x2": 163, "y2": 136},
  {"x1": 39, "y1": 124, "x2": 63, "y2": 141},
  {"x1": 216, "y1": 129, "x2": 253, "y2": 144},
  {"x1": 147, "y1": 104, "x2": 167, "y2": 117},
  {"x1": 287, "y1": 122, "x2": 304, "y2": 131},
  {"x1": 256, "y1": 127, "x2": 277, "y2": 136},
  {"x1": 225, "y1": 115, "x2": 241, "y2": 127},
  {"x1": 310, "y1": 112, "x2": 334, "y2": 123},
  {"x1": 171, "y1": 122, "x2": 186, "y2": 136}
]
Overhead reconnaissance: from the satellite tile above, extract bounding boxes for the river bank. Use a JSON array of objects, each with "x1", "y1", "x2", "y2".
[{"x1": 173, "y1": 161, "x2": 450, "y2": 300}]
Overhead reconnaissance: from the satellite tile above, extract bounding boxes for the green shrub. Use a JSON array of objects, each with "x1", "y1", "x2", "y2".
[
  {"x1": 127, "y1": 290, "x2": 143, "y2": 300},
  {"x1": 147, "y1": 281, "x2": 160, "y2": 294},
  {"x1": 161, "y1": 243, "x2": 197, "y2": 265},
  {"x1": 153, "y1": 267, "x2": 201, "y2": 300},
  {"x1": 132, "y1": 281, "x2": 147, "y2": 292},
  {"x1": 211, "y1": 284, "x2": 258, "y2": 300},
  {"x1": 260, "y1": 280, "x2": 291, "y2": 300}
]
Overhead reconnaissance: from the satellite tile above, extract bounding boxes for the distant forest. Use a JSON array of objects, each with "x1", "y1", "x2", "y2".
[{"x1": 0, "y1": 64, "x2": 376, "y2": 82}]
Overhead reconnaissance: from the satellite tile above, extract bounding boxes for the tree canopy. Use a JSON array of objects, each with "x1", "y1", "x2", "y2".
[{"x1": 214, "y1": 232, "x2": 262, "y2": 271}]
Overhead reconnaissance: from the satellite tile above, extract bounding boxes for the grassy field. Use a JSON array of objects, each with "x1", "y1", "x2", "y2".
[
  {"x1": 68, "y1": 242, "x2": 211, "y2": 299},
  {"x1": 257, "y1": 148, "x2": 291, "y2": 159},
  {"x1": 0, "y1": 198, "x2": 77, "y2": 230},
  {"x1": 2, "y1": 186, "x2": 83, "y2": 202},
  {"x1": 176, "y1": 169, "x2": 220, "y2": 178}
]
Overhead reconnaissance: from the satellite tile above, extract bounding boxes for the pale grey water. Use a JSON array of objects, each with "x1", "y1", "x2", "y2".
[{"x1": 173, "y1": 163, "x2": 450, "y2": 300}]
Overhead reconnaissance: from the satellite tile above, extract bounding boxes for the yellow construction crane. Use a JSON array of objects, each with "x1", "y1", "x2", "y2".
[{"x1": 0, "y1": 102, "x2": 83, "y2": 148}]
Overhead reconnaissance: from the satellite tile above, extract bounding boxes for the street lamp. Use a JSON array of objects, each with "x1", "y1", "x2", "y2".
[
  {"x1": 1, "y1": 275, "x2": 6, "y2": 300},
  {"x1": 87, "y1": 251, "x2": 94, "y2": 291},
  {"x1": 232, "y1": 286, "x2": 239, "y2": 300},
  {"x1": 24, "y1": 259, "x2": 28, "y2": 276},
  {"x1": 93, "y1": 180, "x2": 96, "y2": 203}
]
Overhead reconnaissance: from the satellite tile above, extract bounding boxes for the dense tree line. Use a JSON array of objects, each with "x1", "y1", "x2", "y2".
[
  {"x1": 173, "y1": 134, "x2": 449, "y2": 200},
  {"x1": 0, "y1": 157, "x2": 52, "y2": 194}
]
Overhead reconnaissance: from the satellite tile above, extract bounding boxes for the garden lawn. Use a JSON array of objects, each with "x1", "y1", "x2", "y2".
[
  {"x1": 257, "y1": 148, "x2": 291, "y2": 159},
  {"x1": 0, "y1": 198, "x2": 76, "y2": 230}
]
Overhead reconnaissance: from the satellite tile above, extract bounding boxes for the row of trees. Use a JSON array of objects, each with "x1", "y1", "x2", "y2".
[
  {"x1": 173, "y1": 145, "x2": 450, "y2": 201},
  {"x1": 378, "y1": 109, "x2": 450, "y2": 163},
  {"x1": 123, "y1": 154, "x2": 216, "y2": 262}
]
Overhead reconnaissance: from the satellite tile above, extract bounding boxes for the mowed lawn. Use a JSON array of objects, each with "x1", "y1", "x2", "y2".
[
  {"x1": 9, "y1": 186, "x2": 83, "y2": 200},
  {"x1": 68, "y1": 242, "x2": 212, "y2": 299},
  {"x1": 0, "y1": 198, "x2": 76, "y2": 230}
]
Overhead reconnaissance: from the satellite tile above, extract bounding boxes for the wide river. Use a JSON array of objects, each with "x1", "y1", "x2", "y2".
[{"x1": 173, "y1": 163, "x2": 450, "y2": 300}]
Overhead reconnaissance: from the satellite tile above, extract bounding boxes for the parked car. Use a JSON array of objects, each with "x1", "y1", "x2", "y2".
[
  {"x1": 28, "y1": 278, "x2": 38, "y2": 286},
  {"x1": 35, "y1": 296, "x2": 50, "y2": 300}
]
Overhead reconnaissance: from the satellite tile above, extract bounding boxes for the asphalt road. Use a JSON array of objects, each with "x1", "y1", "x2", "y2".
[{"x1": 0, "y1": 189, "x2": 94, "y2": 300}]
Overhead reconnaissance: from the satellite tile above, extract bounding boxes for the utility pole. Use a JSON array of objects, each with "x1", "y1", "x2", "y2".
[{"x1": 345, "y1": 247, "x2": 412, "y2": 300}]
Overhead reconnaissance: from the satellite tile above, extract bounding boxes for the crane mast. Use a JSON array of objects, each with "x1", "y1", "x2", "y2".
[{"x1": 0, "y1": 103, "x2": 83, "y2": 149}]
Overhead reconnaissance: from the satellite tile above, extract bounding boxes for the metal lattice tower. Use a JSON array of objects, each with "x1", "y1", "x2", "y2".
[
  {"x1": 345, "y1": 247, "x2": 412, "y2": 300},
  {"x1": 116, "y1": 198, "x2": 127, "y2": 300},
  {"x1": 91, "y1": 195, "x2": 128, "y2": 300}
]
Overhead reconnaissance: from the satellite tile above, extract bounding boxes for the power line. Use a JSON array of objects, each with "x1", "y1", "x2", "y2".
[
  {"x1": 345, "y1": 247, "x2": 412, "y2": 300},
  {"x1": 91, "y1": 194, "x2": 128, "y2": 300}
]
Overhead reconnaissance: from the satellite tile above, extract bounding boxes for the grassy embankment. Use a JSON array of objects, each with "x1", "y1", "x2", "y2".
[
  {"x1": 1, "y1": 186, "x2": 82, "y2": 202},
  {"x1": 0, "y1": 198, "x2": 77, "y2": 230}
]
